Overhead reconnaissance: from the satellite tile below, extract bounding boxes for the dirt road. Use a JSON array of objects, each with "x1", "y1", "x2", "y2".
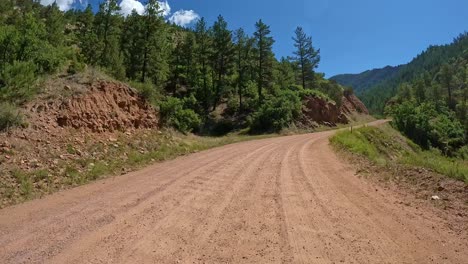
[{"x1": 1, "y1": 122, "x2": 467, "y2": 263}]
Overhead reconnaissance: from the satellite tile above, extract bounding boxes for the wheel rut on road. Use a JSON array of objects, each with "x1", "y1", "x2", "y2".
[{"x1": 1, "y1": 121, "x2": 467, "y2": 263}]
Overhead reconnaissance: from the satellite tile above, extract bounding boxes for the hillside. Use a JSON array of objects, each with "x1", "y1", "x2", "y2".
[
  {"x1": 330, "y1": 65, "x2": 403, "y2": 94},
  {"x1": 332, "y1": 33, "x2": 468, "y2": 114},
  {"x1": 0, "y1": 0, "x2": 367, "y2": 136}
]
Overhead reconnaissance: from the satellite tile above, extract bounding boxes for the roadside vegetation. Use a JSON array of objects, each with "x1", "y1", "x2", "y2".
[{"x1": 331, "y1": 124, "x2": 468, "y2": 182}]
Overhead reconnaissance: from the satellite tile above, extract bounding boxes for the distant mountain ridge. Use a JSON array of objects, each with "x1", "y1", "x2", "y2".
[
  {"x1": 330, "y1": 65, "x2": 403, "y2": 94},
  {"x1": 330, "y1": 32, "x2": 468, "y2": 114}
]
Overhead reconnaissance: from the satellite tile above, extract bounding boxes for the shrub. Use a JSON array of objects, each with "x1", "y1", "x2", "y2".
[
  {"x1": 457, "y1": 146, "x2": 468, "y2": 160},
  {"x1": 249, "y1": 90, "x2": 302, "y2": 133},
  {"x1": 160, "y1": 97, "x2": 201, "y2": 133},
  {"x1": 388, "y1": 101, "x2": 465, "y2": 155},
  {"x1": 67, "y1": 60, "x2": 86, "y2": 75},
  {"x1": 0, "y1": 61, "x2": 38, "y2": 103},
  {"x1": 130, "y1": 81, "x2": 162, "y2": 106},
  {"x1": 343, "y1": 87, "x2": 354, "y2": 97},
  {"x1": 34, "y1": 44, "x2": 67, "y2": 74},
  {"x1": 0, "y1": 102, "x2": 23, "y2": 131}
]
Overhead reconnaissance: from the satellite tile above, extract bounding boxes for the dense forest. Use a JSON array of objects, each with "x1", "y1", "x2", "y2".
[
  {"x1": 331, "y1": 65, "x2": 403, "y2": 94},
  {"x1": 333, "y1": 33, "x2": 468, "y2": 157},
  {"x1": 0, "y1": 0, "x2": 348, "y2": 134}
]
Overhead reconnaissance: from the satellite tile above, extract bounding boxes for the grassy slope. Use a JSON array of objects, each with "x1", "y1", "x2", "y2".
[{"x1": 330, "y1": 124, "x2": 468, "y2": 182}]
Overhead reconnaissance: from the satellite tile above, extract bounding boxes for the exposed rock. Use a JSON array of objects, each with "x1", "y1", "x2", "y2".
[
  {"x1": 55, "y1": 81, "x2": 158, "y2": 133},
  {"x1": 341, "y1": 93, "x2": 369, "y2": 115},
  {"x1": 301, "y1": 93, "x2": 369, "y2": 126},
  {"x1": 25, "y1": 81, "x2": 158, "y2": 134}
]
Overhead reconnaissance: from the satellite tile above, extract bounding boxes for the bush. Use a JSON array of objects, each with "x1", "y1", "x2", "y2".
[
  {"x1": 130, "y1": 81, "x2": 162, "y2": 106},
  {"x1": 34, "y1": 44, "x2": 67, "y2": 74},
  {"x1": 249, "y1": 90, "x2": 302, "y2": 133},
  {"x1": 0, "y1": 102, "x2": 23, "y2": 131},
  {"x1": 0, "y1": 61, "x2": 38, "y2": 103},
  {"x1": 457, "y1": 146, "x2": 468, "y2": 160},
  {"x1": 160, "y1": 97, "x2": 201, "y2": 134},
  {"x1": 388, "y1": 101, "x2": 465, "y2": 155},
  {"x1": 67, "y1": 60, "x2": 86, "y2": 75}
]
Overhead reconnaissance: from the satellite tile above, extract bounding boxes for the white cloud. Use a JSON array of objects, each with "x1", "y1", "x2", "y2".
[
  {"x1": 168, "y1": 10, "x2": 200, "y2": 27},
  {"x1": 119, "y1": 0, "x2": 171, "y2": 17},
  {"x1": 119, "y1": 0, "x2": 145, "y2": 16},
  {"x1": 38, "y1": 0, "x2": 200, "y2": 27},
  {"x1": 39, "y1": 0, "x2": 74, "y2": 11},
  {"x1": 158, "y1": 1, "x2": 171, "y2": 17}
]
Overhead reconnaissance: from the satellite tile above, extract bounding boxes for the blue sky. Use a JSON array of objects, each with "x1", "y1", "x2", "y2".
[{"x1": 43, "y1": 0, "x2": 468, "y2": 77}]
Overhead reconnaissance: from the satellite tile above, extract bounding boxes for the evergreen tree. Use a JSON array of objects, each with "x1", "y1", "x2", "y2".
[
  {"x1": 95, "y1": 0, "x2": 124, "y2": 77},
  {"x1": 210, "y1": 15, "x2": 234, "y2": 110},
  {"x1": 44, "y1": 2, "x2": 65, "y2": 47},
  {"x1": 292, "y1": 26, "x2": 320, "y2": 89},
  {"x1": 181, "y1": 33, "x2": 197, "y2": 88},
  {"x1": 276, "y1": 57, "x2": 296, "y2": 90},
  {"x1": 121, "y1": 10, "x2": 144, "y2": 80},
  {"x1": 169, "y1": 30, "x2": 185, "y2": 94},
  {"x1": 78, "y1": 4, "x2": 99, "y2": 65},
  {"x1": 234, "y1": 28, "x2": 250, "y2": 111},
  {"x1": 440, "y1": 63, "x2": 455, "y2": 109},
  {"x1": 254, "y1": 19, "x2": 274, "y2": 103},
  {"x1": 194, "y1": 17, "x2": 212, "y2": 112},
  {"x1": 413, "y1": 78, "x2": 426, "y2": 104}
]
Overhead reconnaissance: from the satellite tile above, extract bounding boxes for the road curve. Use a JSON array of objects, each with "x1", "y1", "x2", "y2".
[{"x1": 0, "y1": 121, "x2": 467, "y2": 263}]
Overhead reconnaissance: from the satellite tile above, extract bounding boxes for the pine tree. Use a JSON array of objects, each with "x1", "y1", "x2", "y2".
[
  {"x1": 95, "y1": 0, "x2": 124, "y2": 77},
  {"x1": 211, "y1": 15, "x2": 234, "y2": 110},
  {"x1": 121, "y1": 10, "x2": 144, "y2": 80},
  {"x1": 169, "y1": 30, "x2": 185, "y2": 95},
  {"x1": 44, "y1": 2, "x2": 64, "y2": 47},
  {"x1": 254, "y1": 19, "x2": 274, "y2": 103},
  {"x1": 292, "y1": 26, "x2": 320, "y2": 89},
  {"x1": 440, "y1": 63, "x2": 455, "y2": 109},
  {"x1": 181, "y1": 32, "x2": 197, "y2": 87},
  {"x1": 413, "y1": 78, "x2": 426, "y2": 104},
  {"x1": 234, "y1": 28, "x2": 247, "y2": 111},
  {"x1": 142, "y1": 0, "x2": 170, "y2": 86},
  {"x1": 276, "y1": 57, "x2": 296, "y2": 90},
  {"x1": 194, "y1": 17, "x2": 212, "y2": 112},
  {"x1": 77, "y1": 5, "x2": 98, "y2": 65}
]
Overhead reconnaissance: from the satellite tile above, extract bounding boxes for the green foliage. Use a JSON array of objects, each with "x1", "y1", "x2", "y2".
[
  {"x1": 331, "y1": 65, "x2": 402, "y2": 94},
  {"x1": 343, "y1": 32, "x2": 468, "y2": 115},
  {"x1": 0, "y1": 61, "x2": 38, "y2": 103},
  {"x1": 34, "y1": 44, "x2": 67, "y2": 74},
  {"x1": 67, "y1": 59, "x2": 86, "y2": 75},
  {"x1": 87, "y1": 161, "x2": 109, "y2": 180},
  {"x1": 12, "y1": 169, "x2": 34, "y2": 199},
  {"x1": 331, "y1": 128, "x2": 381, "y2": 163},
  {"x1": 0, "y1": 102, "x2": 23, "y2": 131},
  {"x1": 254, "y1": 19, "x2": 275, "y2": 102},
  {"x1": 292, "y1": 26, "x2": 320, "y2": 89},
  {"x1": 249, "y1": 90, "x2": 302, "y2": 132},
  {"x1": 331, "y1": 125, "x2": 468, "y2": 182},
  {"x1": 401, "y1": 150, "x2": 468, "y2": 182},
  {"x1": 160, "y1": 97, "x2": 202, "y2": 133},
  {"x1": 129, "y1": 81, "x2": 163, "y2": 106},
  {"x1": 387, "y1": 101, "x2": 465, "y2": 155}
]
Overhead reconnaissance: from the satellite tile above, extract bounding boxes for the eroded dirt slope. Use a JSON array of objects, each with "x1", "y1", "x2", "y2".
[
  {"x1": 0, "y1": 79, "x2": 159, "y2": 207},
  {"x1": 0, "y1": 120, "x2": 466, "y2": 263},
  {"x1": 302, "y1": 93, "x2": 369, "y2": 126}
]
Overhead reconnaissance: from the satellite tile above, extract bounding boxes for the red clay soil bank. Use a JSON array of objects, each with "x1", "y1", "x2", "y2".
[
  {"x1": 302, "y1": 94, "x2": 369, "y2": 126},
  {"x1": 28, "y1": 81, "x2": 158, "y2": 133}
]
